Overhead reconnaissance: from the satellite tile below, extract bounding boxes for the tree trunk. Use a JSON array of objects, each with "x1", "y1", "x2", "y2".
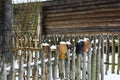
[{"x1": 1, "y1": 0, "x2": 13, "y2": 63}]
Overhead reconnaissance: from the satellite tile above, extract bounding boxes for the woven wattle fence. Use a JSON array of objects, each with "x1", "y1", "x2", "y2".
[{"x1": 0, "y1": 33, "x2": 120, "y2": 80}]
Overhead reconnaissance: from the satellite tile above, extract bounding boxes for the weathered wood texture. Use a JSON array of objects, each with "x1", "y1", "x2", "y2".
[{"x1": 42, "y1": 0, "x2": 120, "y2": 34}]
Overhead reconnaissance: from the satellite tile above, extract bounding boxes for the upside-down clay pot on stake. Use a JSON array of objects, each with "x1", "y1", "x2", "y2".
[
  {"x1": 76, "y1": 40, "x2": 84, "y2": 55},
  {"x1": 82, "y1": 38, "x2": 91, "y2": 53},
  {"x1": 59, "y1": 41, "x2": 68, "y2": 59}
]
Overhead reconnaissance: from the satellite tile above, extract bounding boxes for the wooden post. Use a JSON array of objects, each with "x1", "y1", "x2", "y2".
[{"x1": 1, "y1": 0, "x2": 13, "y2": 62}]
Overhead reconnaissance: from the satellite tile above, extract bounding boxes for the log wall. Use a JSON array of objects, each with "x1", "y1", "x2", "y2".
[{"x1": 42, "y1": 0, "x2": 120, "y2": 34}]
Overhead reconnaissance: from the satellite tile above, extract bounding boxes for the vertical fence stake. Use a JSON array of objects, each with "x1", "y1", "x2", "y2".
[
  {"x1": 53, "y1": 47, "x2": 59, "y2": 80},
  {"x1": 10, "y1": 56, "x2": 15, "y2": 80},
  {"x1": 71, "y1": 38, "x2": 76, "y2": 80},
  {"x1": 59, "y1": 59, "x2": 65, "y2": 80},
  {"x1": 105, "y1": 35, "x2": 109, "y2": 75},
  {"x1": 66, "y1": 48, "x2": 71, "y2": 80},
  {"x1": 112, "y1": 35, "x2": 115, "y2": 73},
  {"x1": 27, "y1": 34, "x2": 31, "y2": 80},
  {"x1": 88, "y1": 48, "x2": 92, "y2": 80},
  {"x1": 96, "y1": 37, "x2": 101, "y2": 80},
  {"x1": 10, "y1": 35, "x2": 16, "y2": 80},
  {"x1": 27, "y1": 50, "x2": 31, "y2": 80},
  {"x1": 88, "y1": 34, "x2": 92, "y2": 80},
  {"x1": 1, "y1": 57, "x2": 7, "y2": 80},
  {"x1": 76, "y1": 54, "x2": 81, "y2": 80},
  {"x1": 48, "y1": 48, "x2": 52, "y2": 80},
  {"x1": 19, "y1": 36, "x2": 24, "y2": 80},
  {"x1": 34, "y1": 35, "x2": 38, "y2": 80},
  {"x1": 117, "y1": 34, "x2": 120, "y2": 74},
  {"x1": 101, "y1": 34, "x2": 104, "y2": 80},
  {"x1": 41, "y1": 46, "x2": 45, "y2": 80},
  {"x1": 82, "y1": 52, "x2": 87, "y2": 80},
  {"x1": 91, "y1": 35, "x2": 97, "y2": 80},
  {"x1": 18, "y1": 53, "x2": 24, "y2": 80}
]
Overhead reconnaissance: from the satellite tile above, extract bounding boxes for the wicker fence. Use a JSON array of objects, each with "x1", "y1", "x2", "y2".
[{"x1": 0, "y1": 33, "x2": 120, "y2": 80}]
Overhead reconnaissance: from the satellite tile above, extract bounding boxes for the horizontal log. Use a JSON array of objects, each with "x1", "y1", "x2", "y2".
[
  {"x1": 44, "y1": 3, "x2": 120, "y2": 14},
  {"x1": 12, "y1": 47, "x2": 42, "y2": 52},
  {"x1": 45, "y1": 10, "x2": 120, "y2": 18},
  {"x1": 43, "y1": 0, "x2": 120, "y2": 7},
  {"x1": 44, "y1": 27, "x2": 120, "y2": 34},
  {"x1": 45, "y1": 21, "x2": 120, "y2": 29},
  {"x1": 44, "y1": 16, "x2": 120, "y2": 25},
  {"x1": 44, "y1": 1, "x2": 120, "y2": 10}
]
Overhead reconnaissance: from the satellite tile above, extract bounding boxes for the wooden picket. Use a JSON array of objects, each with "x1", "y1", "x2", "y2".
[{"x1": 0, "y1": 33, "x2": 120, "y2": 80}]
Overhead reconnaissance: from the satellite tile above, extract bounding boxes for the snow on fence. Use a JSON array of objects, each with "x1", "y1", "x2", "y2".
[{"x1": 0, "y1": 33, "x2": 120, "y2": 80}]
